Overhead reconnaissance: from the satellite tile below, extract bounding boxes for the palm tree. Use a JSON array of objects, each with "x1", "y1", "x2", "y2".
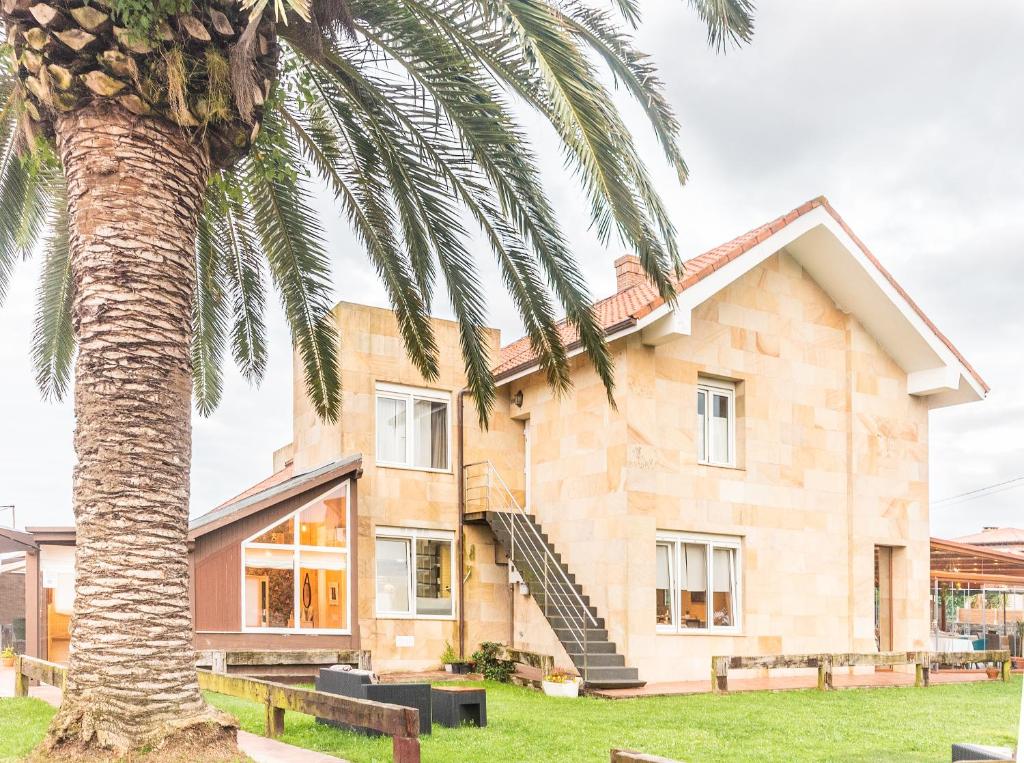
[{"x1": 0, "y1": 0, "x2": 753, "y2": 757}]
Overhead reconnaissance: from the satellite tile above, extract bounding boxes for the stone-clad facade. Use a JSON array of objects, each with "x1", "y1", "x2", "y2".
[{"x1": 278, "y1": 201, "x2": 984, "y2": 682}]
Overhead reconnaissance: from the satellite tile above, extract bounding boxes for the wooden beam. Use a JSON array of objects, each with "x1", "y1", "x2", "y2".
[
  {"x1": 197, "y1": 670, "x2": 420, "y2": 743},
  {"x1": 194, "y1": 648, "x2": 369, "y2": 668},
  {"x1": 611, "y1": 750, "x2": 683, "y2": 763}
]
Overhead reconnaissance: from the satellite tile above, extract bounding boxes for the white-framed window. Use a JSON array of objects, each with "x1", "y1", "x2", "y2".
[
  {"x1": 656, "y1": 531, "x2": 741, "y2": 634},
  {"x1": 375, "y1": 527, "x2": 456, "y2": 619},
  {"x1": 241, "y1": 482, "x2": 350, "y2": 634},
  {"x1": 697, "y1": 378, "x2": 736, "y2": 466},
  {"x1": 375, "y1": 383, "x2": 451, "y2": 472}
]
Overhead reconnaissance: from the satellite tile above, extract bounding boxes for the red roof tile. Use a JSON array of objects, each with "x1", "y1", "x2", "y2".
[{"x1": 493, "y1": 197, "x2": 988, "y2": 394}]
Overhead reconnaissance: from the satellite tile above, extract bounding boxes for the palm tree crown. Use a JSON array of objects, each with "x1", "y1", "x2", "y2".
[{"x1": 0, "y1": 0, "x2": 754, "y2": 425}]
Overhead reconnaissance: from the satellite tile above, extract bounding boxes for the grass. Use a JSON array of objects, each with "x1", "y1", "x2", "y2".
[
  {"x1": 202, "y1": 678, "x2": 1021, "y2": 763},
  {"x1": 0, "y1": 697, "x2": 56, "y2": 762},
  {"x1": 2, "y1": 679, "x2": 1017, "y2": 761}
]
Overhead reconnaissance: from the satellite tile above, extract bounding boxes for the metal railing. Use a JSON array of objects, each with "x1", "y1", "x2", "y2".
[{"x1": 464, "y1": 460, "x2": 598, "y2": 682}]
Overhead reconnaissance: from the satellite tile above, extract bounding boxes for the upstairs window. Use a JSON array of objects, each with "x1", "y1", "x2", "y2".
[
  {"x1": 697, "y1": 378, "x2": 735, "y2": 466},
  {"x1": 375, "y1": 383, "x2": 450, "y2": 471}
]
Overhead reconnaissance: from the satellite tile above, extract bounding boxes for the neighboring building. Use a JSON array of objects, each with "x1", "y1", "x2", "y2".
[
  {"x1": 952, "y1": 527, "x2": 1024, "y2": 555},
  {"x1": 11, "y1": 197, "x2": 987, "y2": 686},
  {"x1": 0, "y1": 548, "x2": 25, "y2": 652}
]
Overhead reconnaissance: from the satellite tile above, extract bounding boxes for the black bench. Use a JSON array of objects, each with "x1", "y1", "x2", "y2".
[
  {"x1": 315, "y1": 668, "x2": 432, "y2": 735},
  {"x1": 431, "y1": 685, "x2": 486, "y2": 728}
]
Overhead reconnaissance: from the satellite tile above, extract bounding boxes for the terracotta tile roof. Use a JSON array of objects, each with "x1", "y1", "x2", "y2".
[
  {"x1": 493, "y1": 196, "x2": 989, "y2": 394},
  {"x1": 953, "y1": 527, "x2": 1024, "y2": 547}
]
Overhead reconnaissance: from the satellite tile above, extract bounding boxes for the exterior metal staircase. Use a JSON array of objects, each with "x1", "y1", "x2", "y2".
[{"x1": 464, "y1": 461, "x2": 644, "y2": 689}]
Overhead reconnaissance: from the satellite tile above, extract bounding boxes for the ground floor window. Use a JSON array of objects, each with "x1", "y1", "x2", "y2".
[
  {"x1": 241, "y1": 481, "x2": 350, "y2": 633},
  {"x1": 656, "y1": 531, "x2": 741, "y2": 633},
  {"x1": 375, "y1": 527, "x2": 455, "y2": 618}
]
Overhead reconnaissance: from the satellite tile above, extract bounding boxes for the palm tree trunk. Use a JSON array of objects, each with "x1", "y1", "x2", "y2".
[{"x1": 43, "y1": 104, "x2": 235, "y2": 756}]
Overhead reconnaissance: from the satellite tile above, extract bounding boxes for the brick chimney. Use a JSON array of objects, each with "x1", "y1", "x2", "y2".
[{"x1": 614, "y1": 254, "x2": 644, "y2": 291}]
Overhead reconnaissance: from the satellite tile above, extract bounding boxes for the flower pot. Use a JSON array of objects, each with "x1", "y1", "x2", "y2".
[
  {"x1": 452, "y1": 663, "x2": 472, "y2": 675},
  {"x1": 542, "y1": 679, "x2": 581, "y2": 698},
  {"x1": 1011, "y1": 657, "x2": 1024, "y2": 670},
  {"x1": 444, "y1": 664, "x2": 454, "y2": 673},
  {"x1": 1, "y1": 657, "x2": 13, "y2": 668},
  {"x1": 986, "y1": 667, "x2": 1000, "y2": 679}
]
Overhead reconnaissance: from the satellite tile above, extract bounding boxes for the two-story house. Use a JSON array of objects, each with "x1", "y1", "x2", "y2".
[{"x1": 16, "y1": 197, "x2": 986, "y2": 687}]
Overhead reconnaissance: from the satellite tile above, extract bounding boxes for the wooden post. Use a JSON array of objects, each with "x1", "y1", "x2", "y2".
[
  {"x1": 711, "y1": 656, "x2": 728, "y2": 694},
  {"x1": 817, "y1": 655, "x2": 833, "y2": 690},
  {"x1": 14, "y1": 656, "x2": 28, "y2": 697},
  {"x1": 264, "y1": 700, "x2": 285, "y2": 738},
  {"x1": 357, "y1": 650, "x2": 373, "y2": 672},
  {"x1": 211, "y1": 650, "x2": 227, "y2": 674},
  {"x1": 914, "y1": 654, "x2": 930, "y2": 688},
  {"x1": 1002, "y1": 658, "x2": 1011, "y2": 682},
  {"x1": 393, "y1": 735, "x2": 421, "y2": 763}
]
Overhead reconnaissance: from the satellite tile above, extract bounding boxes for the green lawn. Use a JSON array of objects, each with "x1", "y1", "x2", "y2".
[
  {"x1": 2, "y1": 679, "x2": 1018, "y2": 762},
  {"x1": 0, "y1": 697, "x2": 58, "y2": 762},
  {"x1": 207, "y1": 678, "x2": 1020, "y2": 763}
]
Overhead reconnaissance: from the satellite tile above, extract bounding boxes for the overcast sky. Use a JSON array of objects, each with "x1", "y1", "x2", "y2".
[{"x1": 0, "y1": 1, "x2": 1020, "y2": 538}]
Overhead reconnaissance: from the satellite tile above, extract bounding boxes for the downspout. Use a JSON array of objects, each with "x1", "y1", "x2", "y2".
[{"x1": 456, "y1": 388, "x2": 468, "y2": 660}]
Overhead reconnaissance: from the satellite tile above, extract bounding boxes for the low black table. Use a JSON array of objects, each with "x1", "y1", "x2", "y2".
[
  {"x1": 431, "y1": 686, "x2": 486, "y2": 728},
  {"x1": 315, "y1": 668, "x2": 432, "y2": 735}
]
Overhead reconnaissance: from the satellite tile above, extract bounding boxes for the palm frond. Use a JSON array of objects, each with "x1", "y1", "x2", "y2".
[
  {"x1": 31, "y1": 180, "x2": 73, "y2": 401},
  {"x1": 688, "y1": 0, "x2": 756, "y2": 52},
  {"x1": 239, "y1": 106, "x2": 342, "y2": 421},
  {"x1": 192, "y1": 206, "x2": 231, "y2": 415},
  {"x1": 206, "y1": 176, "x2": 269, "y2": 383}
]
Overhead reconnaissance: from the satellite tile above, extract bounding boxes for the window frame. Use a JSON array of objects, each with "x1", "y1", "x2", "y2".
[
  {"x1": 655, "y1": 530, "x2": 741, "y2": 635},
  {"x1": 697, "y1": 378, "x2": 736, "y2": 468},
  {"x1": 374, "y1": 382, "x2": 453, "y2": 473},
  {"x1": 239, "y1": 481, "x2": 351, "y2": 635},
  {"x1": 374, "y1": 526, "x2": 457, "y2": 621}
]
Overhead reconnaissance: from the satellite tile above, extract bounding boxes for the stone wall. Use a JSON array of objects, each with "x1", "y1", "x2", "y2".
[
  {"x1": 288, "y1": 302, "x2": 520, "y2": 672},
  {"x1": 508, "y1": 250, "x2": 931, "y2": 681}
]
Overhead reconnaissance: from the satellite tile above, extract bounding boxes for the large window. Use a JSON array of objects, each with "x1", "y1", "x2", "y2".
[
  {"x1": 242, "y1": 482, "x2": 350, "y2": 633},
  {"x1": 697, "y1": 378, "x2": 735, "y2": 466},
  {"x1": 656, "y1": 532, "x2": 740, "y2": 633},
  {"x1": 375, "y1": 527, "x2": 455, "y2": 619},
  {"x1": 376, "y1": 383, "x2": 450, "y2": 471}
]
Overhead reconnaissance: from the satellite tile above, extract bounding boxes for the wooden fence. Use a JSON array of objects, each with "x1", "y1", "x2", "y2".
[
  {"x1": 197, "y1": 669, "x2": 421, "y2": 762},
  {"x1": 711, "y1": 650, "x2": 1011, "y2": 693},
  {"x1": 13, "y1": 656, "x2": 420, "y2": 762}
]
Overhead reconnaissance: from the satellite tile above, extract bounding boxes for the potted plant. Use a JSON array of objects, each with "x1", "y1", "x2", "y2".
[
  {"x1": 986, "y1": 665, "x2": 1001, "y2": 679},
  {"x1": 541, "y1": 668, "x2": 582, "y2": 698},
  {"x1": 440, "y1": 642, "x2": 473, "y2": 674},
  {"x1": 1, "y1": 647, "x2": 15, "y2": 668}
]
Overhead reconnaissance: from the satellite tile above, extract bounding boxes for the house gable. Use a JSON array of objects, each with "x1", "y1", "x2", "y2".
[{"x1": 495, "y1": 198, "x2": 986, "y2": 410}]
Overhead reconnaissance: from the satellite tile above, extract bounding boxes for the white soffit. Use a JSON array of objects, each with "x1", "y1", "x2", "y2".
[{"x1": 640, "y1": 206, "x2": 984, "y2": 409}]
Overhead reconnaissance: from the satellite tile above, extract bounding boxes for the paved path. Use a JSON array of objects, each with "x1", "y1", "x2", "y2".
[{"x1": 0, "y1": 666, "x2": 347, "y2": 762}]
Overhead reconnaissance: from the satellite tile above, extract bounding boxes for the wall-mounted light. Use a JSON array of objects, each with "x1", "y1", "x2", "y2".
[{"x1": 513, "y1": 390, "x2": 524, "y2": 408}]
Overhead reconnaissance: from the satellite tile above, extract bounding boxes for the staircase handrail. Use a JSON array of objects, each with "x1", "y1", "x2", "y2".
[{"x1": 463, "y1": 460, "x2": 600, "y2": 638}]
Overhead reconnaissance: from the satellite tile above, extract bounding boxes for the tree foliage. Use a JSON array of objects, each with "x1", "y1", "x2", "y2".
[{"x1": 0, "y1": 0, "x2": 755, "y2": 426}]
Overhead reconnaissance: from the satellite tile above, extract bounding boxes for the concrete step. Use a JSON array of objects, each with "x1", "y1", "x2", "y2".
[
  {"x1": 567, "y1": 652, "x2": 625, "y2": 668},
  {"x1": 580, "y1": 666, "x2": 640, "y2": 682},
  {"x1": 553, "y1": 626, "x2": 608, "y2": 643}
]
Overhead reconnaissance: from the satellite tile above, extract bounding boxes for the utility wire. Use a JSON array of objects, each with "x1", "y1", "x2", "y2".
[{"x1": 932, "y1": 475, "x2": 1024, "y2": 507}]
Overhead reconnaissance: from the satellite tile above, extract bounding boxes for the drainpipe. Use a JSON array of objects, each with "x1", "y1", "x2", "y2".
[{"x1": 456, "y1": 388, "x2": 468, "y2": 660}]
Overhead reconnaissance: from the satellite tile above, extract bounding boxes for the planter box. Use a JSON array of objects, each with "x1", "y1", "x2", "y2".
[
  {"x1": 445, "y1": 663, "x2": 473, "y2": 675},
  {"x1": 542, "y1": 679, "x2": 581, "y2": 698}
]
